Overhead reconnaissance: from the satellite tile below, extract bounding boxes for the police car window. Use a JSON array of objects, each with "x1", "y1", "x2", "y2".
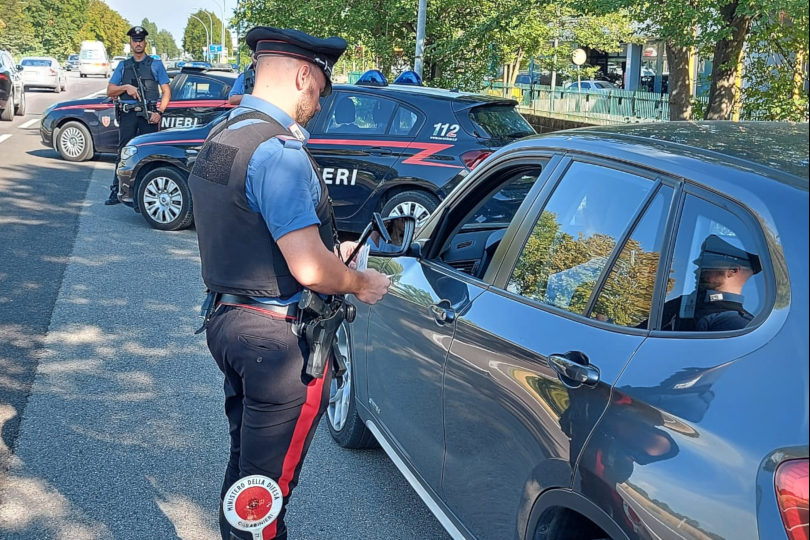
[
  {"x1": 326, "y1": 95, "x2": 395, "y2": 135},
  {"x1": 439, "y1": 167, "x2": 544, "y2": 278},
  {"x1": 658, "y1": 195, "x2": 766, "y2": 333},
  {"x1": 590, "y1": 185, "x2": 673, "y2": 327},
  {"x1": 507, "y1": 162, "x2": 655, "y2": 315},
  {"x1": 389, "y1": 106, "x2": 420, "y2": 137},
  {"x1": 176, "y1": 76, "x2": 227, "y2": 100},
  {"x1": 469, "y1": 105, "x2": 534, "y2": 142}
]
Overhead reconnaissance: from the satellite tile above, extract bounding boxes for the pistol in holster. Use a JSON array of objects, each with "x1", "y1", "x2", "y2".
[
  {"x1": 195, "y1": 290, "x2": 220, "y2": 335},
  {"x1": 296, "y1": 289, "x2": 356, "y2": 379}
]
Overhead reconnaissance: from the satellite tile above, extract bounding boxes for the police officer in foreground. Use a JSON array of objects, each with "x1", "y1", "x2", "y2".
[
  {"x1": 104, "y1": 26, "x2": 170, "y2": 205},
  {"x1": 188, "y1": 26, "x2": 390, "y2": 540}
]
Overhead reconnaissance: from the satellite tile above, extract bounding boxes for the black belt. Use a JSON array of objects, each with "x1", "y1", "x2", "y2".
[{"x1": 217, "y1": 293, "x2": 299, "y2": 318}]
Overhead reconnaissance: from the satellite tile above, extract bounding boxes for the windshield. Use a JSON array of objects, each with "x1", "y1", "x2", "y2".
[
  {"x1": 469, "y1": 105, "x2": 534, "y2": 142},
  {"x1": 69, "y1": 55, "x2": 79, "y2": 61},
  {"x1": 80, "y1": 49, "x2": 103, "y2": 60},
  {"x1": 22, "y1": 59, "x2": 53, "y2": 67}
]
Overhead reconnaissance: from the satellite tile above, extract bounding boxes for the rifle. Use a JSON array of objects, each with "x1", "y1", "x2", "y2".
[{"x1": 130, "y1": 65, "x2": 153, "y2": 122}]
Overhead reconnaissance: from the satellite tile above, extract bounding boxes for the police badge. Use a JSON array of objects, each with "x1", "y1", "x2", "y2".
[{"x1": 101, "y1": 115, "x2": 111, "y2": 128}]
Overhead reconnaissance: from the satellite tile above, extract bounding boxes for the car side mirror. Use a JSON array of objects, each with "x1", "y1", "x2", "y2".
[
  {"x1": 16, "y1": 65, "x2": 23, "y2": 71},
  {"x1": 367, "y1": 215, "x2": 416, "y2": 258}
]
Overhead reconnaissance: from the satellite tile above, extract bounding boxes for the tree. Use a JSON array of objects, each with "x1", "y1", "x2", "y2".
[
  {"x1": 26, "y1": 0, "x2": 88, "y2": 59},
  {"x1": 183, "y1": 10, "x2": 223, "y2": 61},
  {"x1": 0, "y1": 0, "x2": 40, "y2": 56},
  {"x1": 77, "y1": 0, "x2": 129, "y2": 57}
]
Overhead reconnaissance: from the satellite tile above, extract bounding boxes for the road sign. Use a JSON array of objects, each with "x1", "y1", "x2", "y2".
[{"x1": 209, "y1": 44, "x2": 223, "y2": 53}]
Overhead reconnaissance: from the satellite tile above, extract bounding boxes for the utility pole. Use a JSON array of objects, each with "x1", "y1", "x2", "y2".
[{"x1": 414, "y1": 0, "x2": 427, "y2": 78}]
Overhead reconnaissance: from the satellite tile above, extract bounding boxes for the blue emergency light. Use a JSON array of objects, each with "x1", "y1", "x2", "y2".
[
  {"x1": 393, "y1": 70, "x2": 422, "y2": 86},
  {"x1": 356, "y1": 70, "x2": 388, "y2": 86}
]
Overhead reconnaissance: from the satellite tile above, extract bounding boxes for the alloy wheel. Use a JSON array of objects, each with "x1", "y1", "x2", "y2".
[
  {"x1": 327, "y1": 324, "x2": 352, "y2": 431},
  {"x1": 58, "y1": 127, "x2": 86, "y2": 159},
  {"x1": 142, "y1": 176, "x2": 184, "y2": 225}
]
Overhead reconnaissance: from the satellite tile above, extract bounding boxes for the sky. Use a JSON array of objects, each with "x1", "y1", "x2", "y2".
[{"x1": 105, "y1": 0, "x2": 237, "y2": 51}]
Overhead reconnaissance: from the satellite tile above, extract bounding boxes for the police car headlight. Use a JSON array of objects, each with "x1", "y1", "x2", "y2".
[{"x1": 121, "y1": 146, "x2": 138, "y2": 160}]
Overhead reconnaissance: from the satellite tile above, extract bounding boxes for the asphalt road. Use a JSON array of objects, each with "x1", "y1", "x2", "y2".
[{"x1": 0, "y1": 72, "x2": 450, "y2": 540}]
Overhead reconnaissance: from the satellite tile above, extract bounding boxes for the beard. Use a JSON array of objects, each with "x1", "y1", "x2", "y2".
[{"x1": 294, "y1": 80, "x2": 320, "y2": 125}]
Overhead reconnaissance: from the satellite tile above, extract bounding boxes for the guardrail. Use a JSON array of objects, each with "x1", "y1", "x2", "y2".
[{"x1": 480, "y1": 82, "x2": 709, "y2": 125}]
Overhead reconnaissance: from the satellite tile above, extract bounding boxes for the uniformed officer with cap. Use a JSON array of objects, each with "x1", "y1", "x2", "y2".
[
  {"x1": 104, "y1": 26, "x2": 170, "y2": 205},
  {"x1": 188, "y1": 26, "x2": 390, "y2": 540},
  {"x1": 692, "y1": 234, "x2": 761, "y2": 331}
]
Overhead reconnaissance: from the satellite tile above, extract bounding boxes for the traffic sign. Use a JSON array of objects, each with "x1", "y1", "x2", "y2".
[{"x1": 209, "y1": 44, "x2": 223, "y2": 53}]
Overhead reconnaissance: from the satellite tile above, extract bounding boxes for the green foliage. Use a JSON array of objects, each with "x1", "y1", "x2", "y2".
[
  {"x1": 77, "y1": 0, "x2": 129, "y2": 57},
  {"x1": 183, "y1": 10, "x2": 224, "y2": 61},
  {"x1": 0, "y1": 0, "x2": 40, "y2": 56}
]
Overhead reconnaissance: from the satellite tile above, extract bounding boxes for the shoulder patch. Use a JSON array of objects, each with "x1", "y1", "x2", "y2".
[{"x1": 277, "y1": 135, "x2": 303, "y2": 150}]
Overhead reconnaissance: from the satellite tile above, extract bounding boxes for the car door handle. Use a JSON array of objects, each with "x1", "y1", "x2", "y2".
[
  {"x1": 430, "y1": 300, "x2": 455, "y2": 325},
  {"x1": 549, "y1": 353, "x2": 600, "y2": 387},
  {"x1": 368, "y1": 146, "x2": 393, "y2": 156}
]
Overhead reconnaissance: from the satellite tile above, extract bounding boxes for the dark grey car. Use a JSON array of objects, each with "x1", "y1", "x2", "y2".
[{"x1": 327, "y1": 122, "x2": 809, "y2": 540}]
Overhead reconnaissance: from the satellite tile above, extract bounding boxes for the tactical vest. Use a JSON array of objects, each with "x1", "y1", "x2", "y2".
[
  {"x1": 188, "y1": 110, "x2": 337, "y2": 298},
  {"x1": 122, "y1": 56, "x2": 160, "y2": 102}
]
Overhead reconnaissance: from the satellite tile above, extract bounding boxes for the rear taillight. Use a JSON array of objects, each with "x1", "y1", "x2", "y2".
[
  {"x1": 776, "y1": 459, "x2": 809, "y2": 540},
  {"x1": 461, "y1": 149, "x2": 492, "y2": 170},
  {"x1": 0, "y1": 73, "x2": 7, "y2": 81},
  {"x1": 49, "y1": 69, "x2": 57, "y2": 75}
]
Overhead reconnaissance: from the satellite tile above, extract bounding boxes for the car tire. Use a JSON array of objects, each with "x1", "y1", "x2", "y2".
[
  {"x1": 14, "y1": 90, "x2": 25, "y2": 116},
  {"x1": 137, "y1": 167, "x2": 194, "y2": 231},
  {"x1": 1, "y1": 93, "x2": 14, "y2": 121},
  {"x1": 327, "y1": 323, "x2": 377, "y2": 449},
  {"x1": 380, "y1": 190, "x2": 439, "y2": 228},
  {"x1": 56, "y1": 121, "x2": 94, "y2": 161}
]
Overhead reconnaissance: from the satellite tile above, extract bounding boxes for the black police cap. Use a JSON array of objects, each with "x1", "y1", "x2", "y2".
[
  {"x1": 245, "y1": 26, "x2": 347, "y2": 84},
  {"x1": 694, "y1": 234, "x2": 762, "y2": 274},
  {"x1": 127, "y1": 26, "x2": 148, "y2": 40}
]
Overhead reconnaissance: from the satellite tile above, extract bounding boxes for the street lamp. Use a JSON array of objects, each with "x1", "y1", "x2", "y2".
[
  {"x1": 200, "y1": 10, "x2": 214, "y2": 61},
  {"x1": 209, "y1": 0, "x2": 227, "y2": 63},
  {"x1": 189, "y1": 14, "x2": 210, "y2": 61}
]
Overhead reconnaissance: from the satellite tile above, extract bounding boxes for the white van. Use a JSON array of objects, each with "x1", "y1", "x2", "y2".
[{"x1": 79, "y1": 41, "x2": 110, "y2": 78}]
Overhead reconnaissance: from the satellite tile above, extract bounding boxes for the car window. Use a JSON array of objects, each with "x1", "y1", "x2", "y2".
[
  {"x1": 22, "y1": 59, "x2": 51, "y2": 67},
  {"x1": 389, "y1": 105, "x2": 420, "y2": 137},
  {"x1": 658, "y1": 194, "x2": 767, "y2": 332},
  {"x1": 590, "y1": 185, "x2": 673, "y2": 327},
  {"x1": 507, "y1": 162, "x2": 657, "y2": 315},
  {"x1": 80, "y1": 49, "x2": 103, "y2": 60},
  {"x1": 175, "y1": 75, "x2": 227, "y2": 100},
  {"x1": 325, "y1": 94, "x2": 396, "y2": 135},
  {"x1": 468, "y1": 105, "x2": 534, "y2": 142},
  {"x1": 438, "y1": 166, "x2": 545, "y2": 278}
]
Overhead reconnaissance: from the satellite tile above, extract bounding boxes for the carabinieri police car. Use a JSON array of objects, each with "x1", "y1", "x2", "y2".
[
  {"x1": 116, "y1": 70, "x2": 535, "y2": 232},
  {"x1": 39, "y1": 66, "x2": 237, "y2": 162}
]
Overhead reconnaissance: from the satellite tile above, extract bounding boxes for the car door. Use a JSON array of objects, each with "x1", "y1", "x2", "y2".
[
  {"x1": 440, "y1": 157, "x2": 676, "y2": 539},
  {"x1": 364, "y1": 157, "x2": 553, "y2": 500},
  {"x1": 163, "y1": 73, "x2": 231, "y2": 130},
  {"x1": 308, "y1": 90, "x2": 415, "y2": 222}
]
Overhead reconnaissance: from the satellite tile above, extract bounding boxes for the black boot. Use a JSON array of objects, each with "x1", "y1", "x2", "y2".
[{"x1": 104, "y1": 192, "x2": 120, "y2": 205}]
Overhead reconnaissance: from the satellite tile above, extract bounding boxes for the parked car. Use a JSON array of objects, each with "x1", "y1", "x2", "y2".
[
  {"x1": 114, "y1": 72, "x2": 535, "y2": 231},
  {"x1": 78, "y1": 40, "x2": 110, "y2": 78},
  {"x1": 39, "y1": 66, "x2": 237, "y2": 162},
  {"x1": 565, "y1": 80, "x2": 617, "y2": 92},
  {"x1": 20, "y1": 56, "x2": 67, "y2": 93},
  {"x1": 110, "y1": 55, "x2": 127, "y2": 72},
  {"x1": 65, "y1": 54, "x2": 80, "y2": 71},
  {"x1": 326, "y1": 121, "x2": 809, "y2": 540},
  {"x1": 0, "y1": 49, "x2": 26, "y2": 121}
]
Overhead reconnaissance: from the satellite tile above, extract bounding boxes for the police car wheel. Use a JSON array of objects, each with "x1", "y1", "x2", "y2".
[
  {"x1": 327, "y1": 323, "x2": 377, "y2": 449},
  {"x1": 381, "y1": 190, "x2": 438, "y2": 229},
  {"x1": 56, "y1": 121, "x2": 94, "y2": 161},
  {"x1": 137, "y1": 167, "x2": 194, "y2": 231}
]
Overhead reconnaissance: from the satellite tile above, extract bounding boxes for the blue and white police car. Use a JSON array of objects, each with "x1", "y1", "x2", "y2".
[{"x1": 116, "y1": 70, "x2": 536, "y2": 232}]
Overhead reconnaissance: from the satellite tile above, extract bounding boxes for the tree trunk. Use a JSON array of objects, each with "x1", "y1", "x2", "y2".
[
  {"x1": 705, "y1": 1, "x2": 753, "y2": 120},
  {"x1": 793, "y1": 49, "x2": 807, "y2": 106},
  {"x1": 667, "y1": 42, "x2": 693, "y2": 120}
]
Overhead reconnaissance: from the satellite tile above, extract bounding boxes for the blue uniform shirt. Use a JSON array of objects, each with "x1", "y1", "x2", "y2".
[
  {"x1": 229, "y1": 95, "x2": 323, "y2": 305},
  {"x1": 228, "y1": 72, "x2": 245, "y2": 98},
  {"x1": 109, "y1": 57, "x2": 170, "y2": 102}
]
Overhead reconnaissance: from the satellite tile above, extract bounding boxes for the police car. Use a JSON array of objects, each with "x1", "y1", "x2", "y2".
[
  {"x1": 116, "y1": 70, "x2": 535, "y2": 232},
  {"x1": 39, "y1": 66, "x2": 237, "y2": 162}
]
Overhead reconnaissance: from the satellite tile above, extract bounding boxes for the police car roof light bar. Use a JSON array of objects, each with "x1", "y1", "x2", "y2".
[
  {"x1": 356, "y1": 69, "x2": 388, "y2": 86},
  {"x1": 393, "y1": 70, "x2": 422, "y2": 86}
]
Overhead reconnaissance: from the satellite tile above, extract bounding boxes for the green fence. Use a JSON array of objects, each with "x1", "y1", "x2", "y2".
[{"x1": 479, "y1": 82, "x2": 708, "y2": 125}]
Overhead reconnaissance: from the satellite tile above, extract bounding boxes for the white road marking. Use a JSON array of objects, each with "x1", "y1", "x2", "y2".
[
  {"x1": 0, "y1": 134, "x2": 12, "y2": 144},
  {"x1": 19, "y1": 119, "x2": 39, "y2": 129}
]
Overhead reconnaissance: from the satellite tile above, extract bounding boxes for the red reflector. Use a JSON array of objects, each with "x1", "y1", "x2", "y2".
[
  {"x1": 776, "y1": 459, "x2": 809, "y2": 540},
  {"x1": 461, "y1": 149, "x2": 492, "y2": 170}
]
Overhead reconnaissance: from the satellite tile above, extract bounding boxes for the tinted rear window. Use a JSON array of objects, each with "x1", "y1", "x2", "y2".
[
  {"x1": 469, "y1": 105, "x2": 534, "y2": 142},
  {"x1": 22, "y1": 59, "x2": 52, "y2": 67}
]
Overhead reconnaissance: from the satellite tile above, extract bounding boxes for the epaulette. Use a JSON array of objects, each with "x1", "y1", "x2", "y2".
[{"x1": 277, "y1": 135, "x2": 303, "y2": 150}]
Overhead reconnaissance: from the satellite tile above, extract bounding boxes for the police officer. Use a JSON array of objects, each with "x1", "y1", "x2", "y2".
[
  {"x1": 228, "y1": 53, "x2": 255, "y2": 105},
  {"x1": 104, "y1": 26, "x2": 171, "y2": 205},
  {"x1": 692, "y1": 234, "x2": 761, "y2": 331},
  {"x1": 188, "y1": 26, "x2": 390, "y2": 540}
]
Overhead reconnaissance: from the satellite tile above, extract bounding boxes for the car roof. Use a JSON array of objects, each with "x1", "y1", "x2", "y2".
[
  {"x1": 332, "y1": 82, "x2": 518, "y2": 107},
  {"x1": 512, "y1": 121, "x2": 809, "y2": 189},
  {"x1": 177, "y1": 66, "x2": 237, "y2": 81}
]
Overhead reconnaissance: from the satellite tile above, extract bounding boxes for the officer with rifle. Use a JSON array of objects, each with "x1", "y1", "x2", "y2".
[
  {"x1": 104, "y1": 26, "x2": 170, "y2": 205},
  {"x1": 188, "y1": 26, "x2": 390, "y2": 540}
]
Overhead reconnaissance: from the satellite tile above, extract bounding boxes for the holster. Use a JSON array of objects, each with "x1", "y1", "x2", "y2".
[
  {"x1": 296, "y1": 290, "x2": 354, "y2": 379},
  {"x1": 195, "y1": 290, "x2": 220, "y2": 334}
]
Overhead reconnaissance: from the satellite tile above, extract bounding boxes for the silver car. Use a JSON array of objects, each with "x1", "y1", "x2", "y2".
[{"x1": 20, "y1": 56, "x2": 67, "y2": 93}]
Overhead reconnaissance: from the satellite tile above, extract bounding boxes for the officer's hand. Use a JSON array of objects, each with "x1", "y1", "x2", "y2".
[
  {"x1": 336, "y1": 241, "x2": 358, "y2": 268},
  {"x1": 148, "y1": 111, "x2": 161, "y2": 124},
  {"x1": 125, "y1": 85, "x2": 140, "y2": 100},
  {"x1": 355, "y1": 268, "x2": 390, "y2": 305}
]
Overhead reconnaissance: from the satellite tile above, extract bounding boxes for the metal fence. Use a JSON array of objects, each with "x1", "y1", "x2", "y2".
[{"x1": 480, "y1": 82, "x2": 709, "y2": 125}]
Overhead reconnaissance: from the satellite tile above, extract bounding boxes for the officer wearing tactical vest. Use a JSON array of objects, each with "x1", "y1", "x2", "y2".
[
  {"x1": 188, "y1": 26, "x2": 390, "y2": 540},
  {"x1": 104, "y1": 26, "x2": 170, "y2": 205}
]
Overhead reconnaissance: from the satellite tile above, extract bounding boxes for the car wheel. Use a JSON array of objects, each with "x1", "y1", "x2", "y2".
[
  {"x1": 56, "y1": 121, "x2": 94, "y2": 161},
  {"x1": 1, "y1": 93, "x2": 14, "y2": 121},
  {"x1": 327, "y1": 323, "x2": 377, "y2": 449},
  {"x1": 14, "y1": 90, "x2": 26, "y2": 116},
  {"x1": 137, "y1": 167, "x2": 194, "y2": 231},
  {"x1": 380, "y1": 190, "x2": 439, "y2": 229}
]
